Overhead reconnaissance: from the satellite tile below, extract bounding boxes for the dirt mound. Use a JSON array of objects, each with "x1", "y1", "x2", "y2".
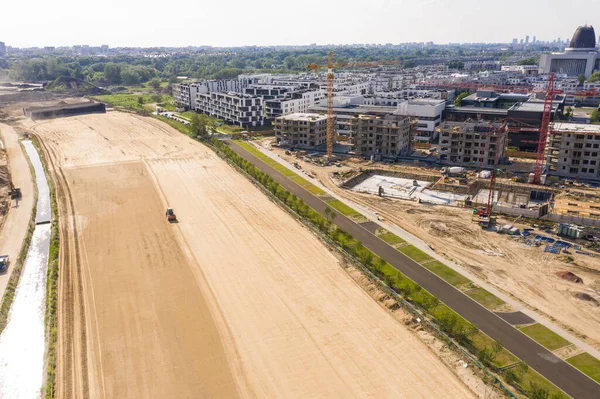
[
  {"x1": 45, "y1": 76, "x2": 108, "y2": 95},
  {"x1": 572, "y1": 292, "x2": 599, "y2": 306},
  {"x1": 556, "y1": 271, "x2": 583, "y2": 283}
]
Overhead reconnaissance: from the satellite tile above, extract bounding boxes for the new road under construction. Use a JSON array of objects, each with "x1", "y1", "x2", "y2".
[{"x1": 0, "y1": 99, "x2": 598, "y2": 398}]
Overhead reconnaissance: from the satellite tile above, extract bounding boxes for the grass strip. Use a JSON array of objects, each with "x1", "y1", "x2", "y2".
[
  {"x1": 325, "y1": 199, "x2": 362, "y2": 217},
  {"x1": 398, "y1": 245, "x2": 433, "y2": 263},
  {"x1": 566, "y1": 353, "x2": 600, "y2": 384},
  {"x1": 423, "y1": 261, "x2": 471, "y2": 287},
  {"x1": 377, "y1": 231, "x2": 406, "y2": 246},
  {"x1": 519, "y1": 323, "x2": 572, "y2": 351},
  {"x1": 465, "y1": 287, "x2": 506, "y2": 310}
]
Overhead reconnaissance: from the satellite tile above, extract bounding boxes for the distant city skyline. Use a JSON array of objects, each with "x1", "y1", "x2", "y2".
[{"x1": 0, "y1": 0, "x2": 597, "y2": 48}]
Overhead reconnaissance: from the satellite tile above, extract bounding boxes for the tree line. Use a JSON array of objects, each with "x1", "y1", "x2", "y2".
[{"x1": 5, "y1": 46, "x2": 486, "y2": 84}]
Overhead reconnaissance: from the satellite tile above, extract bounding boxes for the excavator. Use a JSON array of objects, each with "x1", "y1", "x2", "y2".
[
  {"x1": 165, "y1": 208, "x2": 177, "y2": 222},
  {"x1": 8, "y1": 181, "x2": 21, "y2": 200}
]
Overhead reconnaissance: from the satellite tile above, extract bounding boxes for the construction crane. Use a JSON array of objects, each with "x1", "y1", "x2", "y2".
[
  {"x1": 485, "y1": 122, "x2": 508, "y2": 219},
  {"x1": 308, "y1": 52, "x2": 402, "y2": 158},
  {"x1": 532, "y1": 74, "x2": 597, "y2": 184}
]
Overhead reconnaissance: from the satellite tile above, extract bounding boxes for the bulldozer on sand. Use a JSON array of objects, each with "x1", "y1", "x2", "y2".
[{"x1": 165, "y1": 208, "x2": 177, "y2": 222}]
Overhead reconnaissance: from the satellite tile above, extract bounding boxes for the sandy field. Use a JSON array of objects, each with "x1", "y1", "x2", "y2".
[
  {"x1": 263, "y1": 140, "x2": 600, "y2": 348},
  {"x1": 29, "y1": 112, "x2": 473, "y2": 398}
]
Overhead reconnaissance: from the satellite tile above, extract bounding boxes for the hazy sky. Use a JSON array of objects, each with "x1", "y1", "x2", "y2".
[{"x1": 1, "y1": 0, "x2": 597, "y2": 48}]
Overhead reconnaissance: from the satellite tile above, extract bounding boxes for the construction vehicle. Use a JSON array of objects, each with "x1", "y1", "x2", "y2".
[
  {"x1": 165, "y1": 208, "x2": 177, "y2": 222},
  {"x1": 8, "y1": 182, "x2": 21, "y2": 199},
  {"x1": 0, "y1": 255, "x2": 9, "y2": 272}
]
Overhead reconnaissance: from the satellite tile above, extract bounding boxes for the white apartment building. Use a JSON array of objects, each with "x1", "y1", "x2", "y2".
[
  {"x1": 348, "y1": 114, "x2": 412, "y2": 159},
  {"x1": 396, "y1": 99, "x2": 446, "y2": 142},
  {"x1": 438, "y1": 121, "x2": 507, "y2": 167},
  {"x1": 196, "y1": 92, "x2": 264, "y2": 127},
  {"x1": 172, "y1": 83, "x2": 199, "y2": 110},
  {"x1": 172, "y1": 78, "x2": 258, "y2": 110},
  {"x1": 501, "y1": 65, "x2": 539, "y2": 75},
  {"x1": 274, "y1": 113, "x2": 329, "y2": 149},
  {"x1": 546, "y1": 123, "x2": 600, "y2": 181},
  {"x1": 264, "y1": 90, "x2": 326, "y2": 119}
]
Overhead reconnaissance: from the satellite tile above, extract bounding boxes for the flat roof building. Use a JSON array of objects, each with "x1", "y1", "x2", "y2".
[
  {"x1": 539, "y1": 25, "x2": 600, "y2": 77},
  {"x1": 546, "y1": 123, "x2": 600, "y2": 181},
  {"x1": 274, "y1": 113, "x2": 329, "y2": 149},
  {"x1": 437, "y1": 121, "x2": 507, "y2": 167},
  {"x1": 348, "y1": 114, "x2": 412, "y2": 159}
]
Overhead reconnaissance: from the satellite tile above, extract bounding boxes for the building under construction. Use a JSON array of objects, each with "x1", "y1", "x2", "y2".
[
  {"x1": 347, "y1": 114, "x2": 412, "y2": 159},
  {"x1": 274, "y1": 113, "x2": 329, "y2": 149},
  {"x1": 438, "y1": 120, "x2": 507, "y2": 167},
  {"x1": 545, "y1": 123, "x2": 600, "y2": 181}
]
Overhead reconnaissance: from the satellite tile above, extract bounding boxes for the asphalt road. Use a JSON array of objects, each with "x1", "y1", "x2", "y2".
[{"x1": 228, "y1": 141, "x2": 600, "y2": 399}]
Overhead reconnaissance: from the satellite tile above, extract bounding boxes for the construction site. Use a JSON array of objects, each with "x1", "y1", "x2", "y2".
[
  {"x1": 257, "y1": 136, "x2": 600, "y2": 348},
  {"x1": 0, "y1": 100, "x2": 485, "y2": 398},
  {"x1": 0, "y1": 69, "x2": 598, "y2": 398}
]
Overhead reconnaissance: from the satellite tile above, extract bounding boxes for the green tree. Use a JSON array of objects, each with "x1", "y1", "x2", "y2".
[
  {"x1": 190, "y1": 113, "x2": 208, "y2": 140},
  {"x1": 148, "y1": 77, "x2": 161, "y2": 90},
  {"x1": 587, "y1": 71, "x2": 600, "y2": 83},
  {"x1": 591, "y1": 109, "x2": 600, "y2": 123},
  {"x1": 104, "y1": 62, "x2": 122, "y2": 84},
  {"x1": 517, "y1": 57, "x2": 537, "y2": 65},
  {"x1": 403, "y1": 60, "x2": 416, "y2": 69},
  {"x1": 121, "y1": 67, "x2": 141, "y2": 85},
  {"x1": 577, "y1": 74, "x2": 586, "y2": 86},
  {"x1": 137, "y1": 96, "x2": 144, "y2": 105},
  {"x1": 529, "y1": 382, "x2": 549, "y2": 399},
  {"x1": 454, "y1": 92, "x2": 470, "y2": 107}
]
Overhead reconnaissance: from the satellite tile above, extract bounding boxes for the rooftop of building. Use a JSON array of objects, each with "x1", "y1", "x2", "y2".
[
  {"x1": 447, "y1": 106, "x2": 509, "y2": 115},
  {"x1": 569, "y1": 25, "x2": 596, "y2": 49},
  {"x1": 277, "y1": 113, "x2": 328, "y2": 122},
  {"x1": 438, "y1": 119, "x2": 505, "y2": 131},
  {"x1": 551, "y1": 123, "x2": 600, "y2": 134},
  {"x1": 308, "y1": 104, "x2": 398, "y2": 115}
]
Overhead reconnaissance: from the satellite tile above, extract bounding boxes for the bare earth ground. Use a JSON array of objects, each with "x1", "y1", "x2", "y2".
[
  {"x1": 29, "y1": 113, "x2": 474, "y2": 398},
  {"x1": 0, "y1": 123, "x2": 34, "y2": 300},
  {"x1": 262, "y1": 139, "x2": 600, "y2": 348}
]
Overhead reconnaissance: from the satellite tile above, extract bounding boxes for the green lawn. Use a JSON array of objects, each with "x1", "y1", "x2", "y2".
[
  {"x1": 465, "y1": 287, "x2": 505, "y2": 310},
  {"x1": 290, "y1": 175, "x2": 326, "y2": 196},
  {"x1": 236, "y1": 141, "x2": 296, "y2": 177},
  {"x1": 236, "y1": 141, "x2": 326, "y2": 195},
  {"x1": 423, "y1": 261, "x2": 470, "y2": 287},
  {"x1": 377, "y1": 232, "x2": 406, "y2": 246},
  {"x1": 470, "y1": 331, "x2": 519, "y2": 368},
  {"x1": 92, "y1": 93, "x2": 173, "y2": 111},
  {"x1": 566, "y1": 353, "x2": 600, "y2": 383},
  {"x1": 519, "y1": 323, "x2": 571, "y2": 351},
  {"x1": 398, "y1": 245, "x2": 433, "y2": 263},
  {"x1": 325, "y1": 199, "x2": 362, "y2": 218},
  {"x1": 519, "y1": 368, "x2": 569, "y2": 399}
]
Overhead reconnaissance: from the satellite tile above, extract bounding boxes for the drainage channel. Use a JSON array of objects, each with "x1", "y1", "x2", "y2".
[{"x1": 0, "y1": 140, "x2": 52, "y2": 398}]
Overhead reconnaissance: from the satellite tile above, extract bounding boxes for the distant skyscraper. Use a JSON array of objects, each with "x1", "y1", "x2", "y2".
[
  {"x1": 533, "y1": 36, "x2": 537, "y2": 43},
  {"x1": 520, "y1": 39, "x2": 524, "y2": 44},
  {"x1": 525, "y1": 35, "x2": 530, "y2": 44},
  {"x1": 512, "y1": 38, "x2": 518, "y2": 45},
  {"x1": 0, "y1": 41, "x2": 5, "y2": 55}
]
